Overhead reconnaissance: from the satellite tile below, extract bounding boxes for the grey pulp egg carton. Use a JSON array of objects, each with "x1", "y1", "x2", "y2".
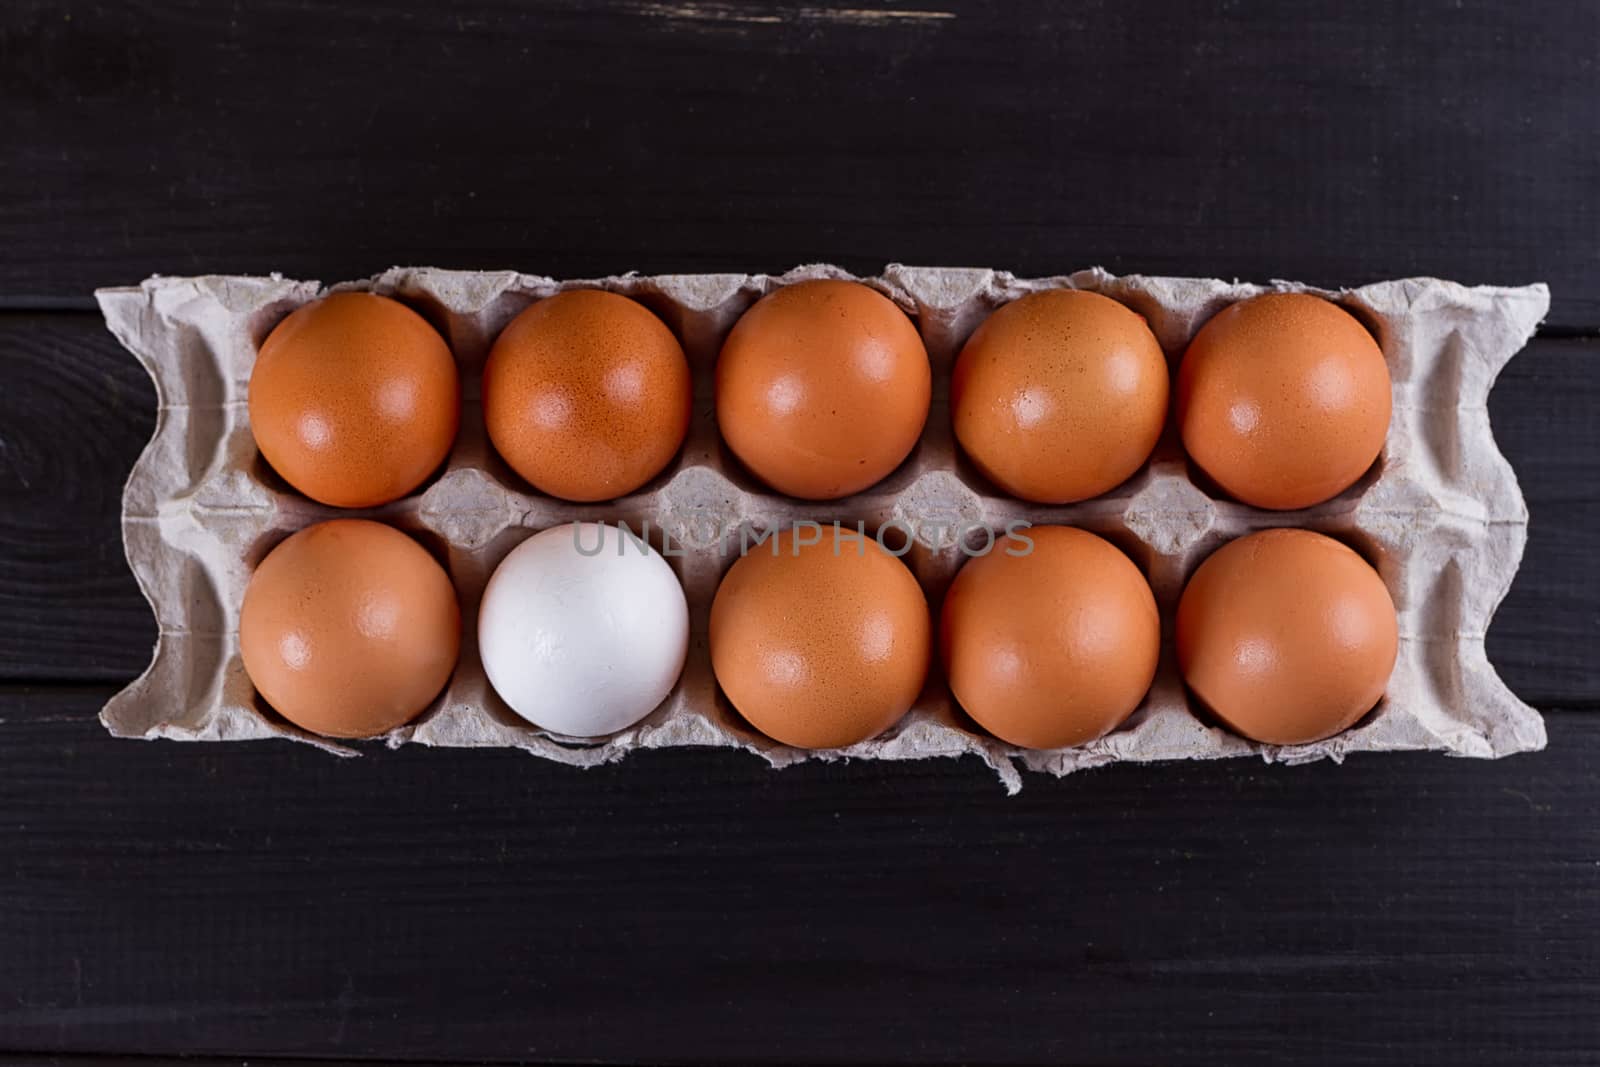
[{"x1": 96, "y1": 264, "x2": 1549, "y2": 792}]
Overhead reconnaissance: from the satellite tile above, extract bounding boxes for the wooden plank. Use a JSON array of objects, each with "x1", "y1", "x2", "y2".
[
  {"x1": 0, "y1": 686, "x2": 1595, "y2": 1065},
  {"x1": 2, "y1": 1060, "x2": 451, "y2": 1067},
  {"x1": 4, "y1": 1062, "x2": 464, "y2": 1067},
  {"x1": 2, "y1": 314, "x2": 1594, "y2": 706},
  {"x1": 1487, "y1": 338, "x2": 1600, "y2": 707},
  {"x1": 0, "y1": 314, "x2": 155, "y2": 681},
  {"x1": 1, "y1": 0, "x2": 1597, "y2": 327}
]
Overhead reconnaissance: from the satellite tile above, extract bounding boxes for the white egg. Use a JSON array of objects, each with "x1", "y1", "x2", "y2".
[{"x1": 478, "y1": 521, "x2": 689, "y2": 736}]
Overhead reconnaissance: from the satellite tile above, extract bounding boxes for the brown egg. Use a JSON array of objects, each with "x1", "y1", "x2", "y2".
[
  {"x1": 1176, "y1": 528, "x2": 1398, "y2": 745},
  {"x1": 716, "y1": 280, "x2": 931, "y2": 500},
  {"x1": 709, "y1": 526, "x2": 931, "y2": 748},
  {"x1": 484, "y1": 289, "x2": 691, "y2": 502},
  {"x1": 249, "y1": 292, "x2": 460, "y2": 507},
  {"x1": 952, "y1": 290, "x2": 1169, "y2": 503},
  {"x1": 1176, "y1": 293, "x2": 1391, "y2": 510},
  {"x1": 239, "y1": 519, "x2": 461, "y2": 739},
  {"x1": 940, "y1": 526, "x2": 1159, "y2": 749}
]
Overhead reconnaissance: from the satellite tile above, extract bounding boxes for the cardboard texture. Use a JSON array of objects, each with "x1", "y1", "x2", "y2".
[{"x1": 95, "y1": 265, "x2": 1548, "y2": 792}]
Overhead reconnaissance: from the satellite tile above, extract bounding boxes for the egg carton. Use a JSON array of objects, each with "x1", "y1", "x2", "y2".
[{"x1": 96, "y1": 265, "x2": 1549, "y2": 792}]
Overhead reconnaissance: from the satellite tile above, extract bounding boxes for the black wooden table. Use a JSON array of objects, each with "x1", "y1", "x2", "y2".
[{"x1": 3, "y1": 2, "x2": 1597, "y2": 1064}]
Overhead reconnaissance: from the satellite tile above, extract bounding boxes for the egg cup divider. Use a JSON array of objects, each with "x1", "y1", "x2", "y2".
[{"x1": 96, "y1": 264, "x2": 1548, "y2": 792}]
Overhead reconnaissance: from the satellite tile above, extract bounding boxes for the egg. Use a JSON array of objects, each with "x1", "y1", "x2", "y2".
[
  {"x1": 709, "y1": 526, "x2": 930, "y2": 748},
  {"x1": 483, "y1": 289, "x2": 691, "y2": 503},
  {"x1": 1176, "y1": 528, "x2": 1398, "y2": 745},
  {"x1": 952, "y1": 290, "x2": 1169, "y2": 503},
  {"x1": 249, "y1": 292, "x2": 460, "y2": 507},
  {"x1": 239, "y1": 519, "x2": 460, "y2": 738},
  {"x1": 940, "y1": 525, "x2": 1159, "y2": 749},
  {"x1": 478, "y1": 522, "x2": 689, "y2": 737},
  {"x1": 715, "y1": 280, "x2": 931, "y2": 500},
  {"x1": 1176, "y1": 292, "x2": 1391, "y2": 510}
]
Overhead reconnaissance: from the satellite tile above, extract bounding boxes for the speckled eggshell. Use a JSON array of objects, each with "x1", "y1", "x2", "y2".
[
  {"x1": 952, "y1": 289, "x2": 1169, "y2": 503},
  {"x1": 1176, "y1": 527, "x2": 1398, "y2": 745},
  {"x1": 483, "y1": 289, "x2": 691, "y2": 503},
  {"x1": 248, "y1": 292, "x2": 460, "y2": 508},
  {"x1": 715, "y1": 279, "x2": 931, "y2": 500},
  {"x1": 709, "y1": 526, "x2": 931, "y2": 749},
  {"x1": 941, "y1": 525, "x2": 1160, "y2": 749},
  {"x1": 239, "y1": 519, "x2": 461, "y2": 739},
  {"x1": 1176, "y1": 292, "x2": 1391, "y2": 510}
]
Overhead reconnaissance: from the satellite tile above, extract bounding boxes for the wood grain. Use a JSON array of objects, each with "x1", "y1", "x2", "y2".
[
  {"x1": 1487, "y1": 338, "x2": 1600, "y2": 707},
  {"x1": 1, "y1": 0, "x2": 1596, "y2": 327},
  {"x1": 8, "y1": 1059, "x2": 458, "y2": 1067},
  {"x1": 6, "y1": 1058, "x2": 471, "y2": 1067},
  {"x1": 3, "y1": 2, "x2": 1598, "y2": 1063},
  {"x1": 0, "y1": 314, "x2": 155, "y2": 681},
  {"x1": 1, "y1": 685, "x2": 1596, "y2": 1065},
  {"x1": 2, "y1": 314, "x2": 1593, "y2": 708}
]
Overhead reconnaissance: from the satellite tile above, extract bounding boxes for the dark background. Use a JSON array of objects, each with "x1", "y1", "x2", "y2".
[{"x1": 2, "y1": 1, "x2": 1597, "y2": 1064}]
